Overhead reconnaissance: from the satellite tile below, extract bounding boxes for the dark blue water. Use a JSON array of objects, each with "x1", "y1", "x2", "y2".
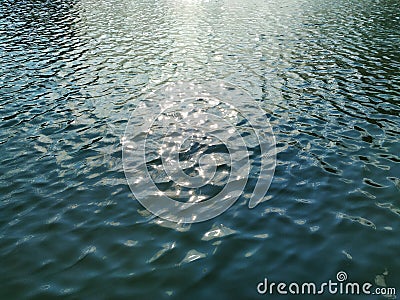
[{"x1": 0, "y1": 0, "x2": 399, "y2": 299}]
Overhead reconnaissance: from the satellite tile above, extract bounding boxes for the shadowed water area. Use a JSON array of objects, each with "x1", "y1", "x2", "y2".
[{"x1": 0, "y1": 0, "x2": 399, "y2": 299}]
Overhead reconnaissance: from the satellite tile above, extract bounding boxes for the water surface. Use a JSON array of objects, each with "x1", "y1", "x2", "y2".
[{"x1": 0, "y1": 0, "x2": 399, "y2": 299}]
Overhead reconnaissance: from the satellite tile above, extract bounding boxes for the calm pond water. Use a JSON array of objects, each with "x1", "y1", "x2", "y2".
[{"x1": 0, "y1": 0, "x2": 399, "y2": 299}]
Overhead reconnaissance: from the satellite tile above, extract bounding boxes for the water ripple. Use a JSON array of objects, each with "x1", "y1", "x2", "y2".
[{"x1": 0, "y1": 0, "x2": 399, "y2": 298}]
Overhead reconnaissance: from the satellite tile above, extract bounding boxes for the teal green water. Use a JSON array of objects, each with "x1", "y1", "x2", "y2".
[{"x1": 0, "y1": 0, "x2": 399, "y2": 299}]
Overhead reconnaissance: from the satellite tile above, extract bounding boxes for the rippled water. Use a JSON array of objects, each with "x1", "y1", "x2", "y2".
[{"x1": 1, "y1": 0, "x2": 399, "y2": 299}]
